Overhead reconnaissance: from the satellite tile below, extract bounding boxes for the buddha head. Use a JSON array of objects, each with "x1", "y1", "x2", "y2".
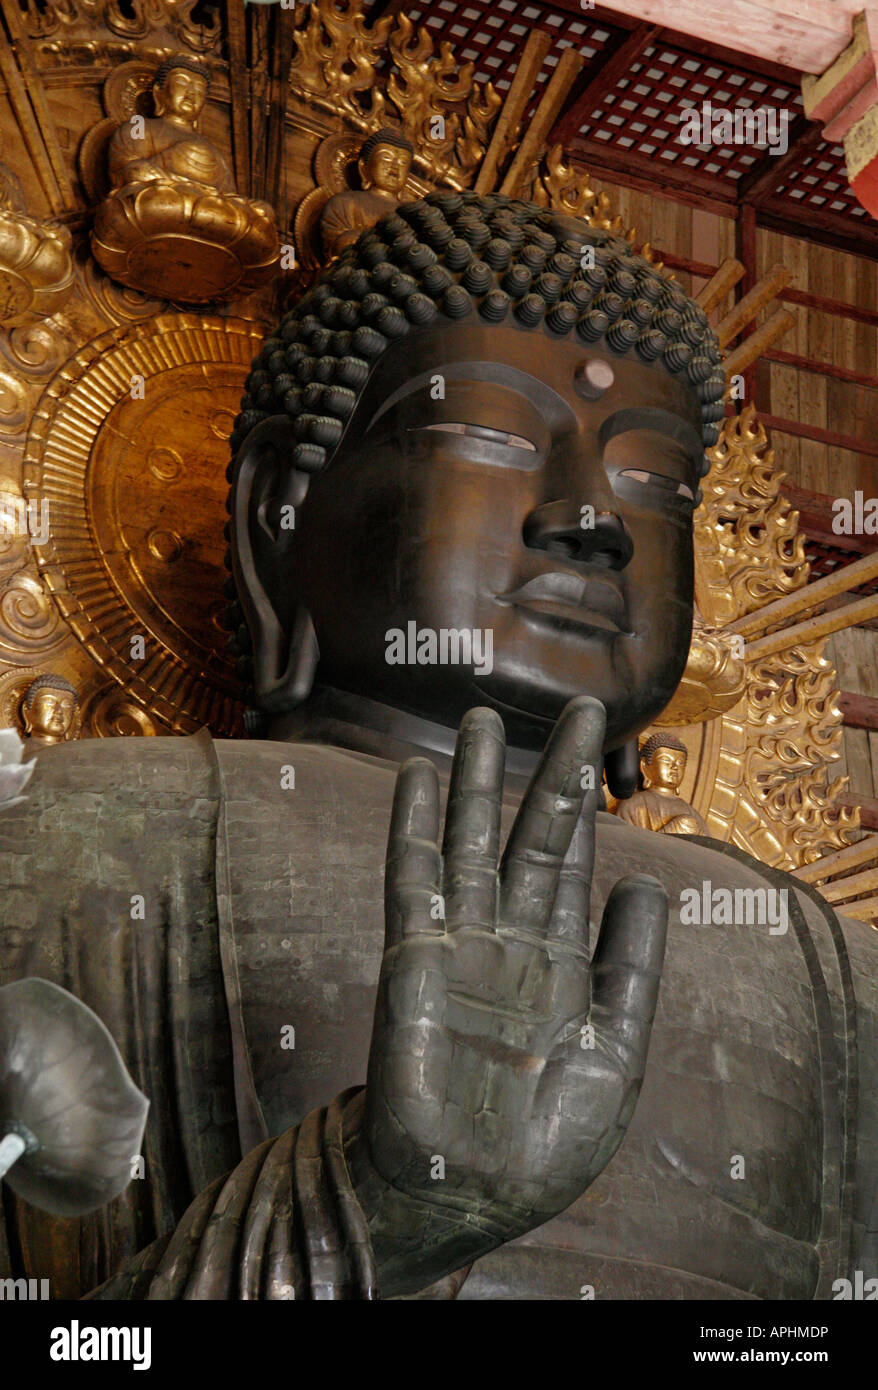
[
  {"x1": 357, "y1": 129, "x2": 414, "y2": 200},
  {"x1": 22, "y1": 673, "x2": 78, "y2": 745},
  {"x1": 227, "y1": 191, "x2": 724, "y2": 755},
  {"x1": 640, "y1": 732, "x2": 687, "y2": 793},
  {"x1": 152, "y1": 55, "x2": 210, "y2": 130}
]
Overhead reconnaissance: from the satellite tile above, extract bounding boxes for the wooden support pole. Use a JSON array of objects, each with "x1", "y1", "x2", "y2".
[
  {"x1": 820, "y1": 863, "x2": 878, "y2": 903},
  {"x1": 744, "y1": 592, "x2": 878, "y2": 660},
  {"x1": 833, "y1": 892, "x2": 878, "y2": 922},
  {"x1": 695, "y1": 258, "x2": 745, "y2": 315},
  {"x1": 475, "y1": 31, "x2": 552, "y2": 196},
  {"x1": 722, "y1": 307, "x2": 796, "y2": 380},
  {"x1": 728, "y1": 549, "x2": 878, "y2": 637},
  {"x1": 500, "y1": 48, "x2": 585, "y2": 197},
  {"x1": 715, "y1": 264, "x2": 792, "y2": 348},
  {"x1": 793, "y1": 832, "x2": 878, "y2": 882}
]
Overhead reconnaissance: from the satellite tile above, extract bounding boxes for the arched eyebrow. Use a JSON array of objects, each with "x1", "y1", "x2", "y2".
[
  {"x1": 364, "y1": 361, "x2": 575, "y2": 435},
  {"x1": 600, "y1": 407, "x2": 703, "y2": 468}
]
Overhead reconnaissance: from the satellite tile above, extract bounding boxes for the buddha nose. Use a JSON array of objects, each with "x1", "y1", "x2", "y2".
[{"x1": 523, "y1": 502, "x2": 634, "y2": 570}]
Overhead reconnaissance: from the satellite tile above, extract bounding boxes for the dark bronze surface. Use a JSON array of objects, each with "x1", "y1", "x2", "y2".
[{"x1": 0, "y1": 195, "x2": 876, "y2": 1300}]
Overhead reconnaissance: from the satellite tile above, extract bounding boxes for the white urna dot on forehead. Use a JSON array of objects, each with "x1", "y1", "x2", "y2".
[{"x1": 575, "y1": 360, "x2": 615, "y2": 401}]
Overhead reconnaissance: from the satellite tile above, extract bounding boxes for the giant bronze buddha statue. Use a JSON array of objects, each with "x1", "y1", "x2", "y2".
[{"x1": 0, "y1": 192, "x2": 875, "y2": 1301}]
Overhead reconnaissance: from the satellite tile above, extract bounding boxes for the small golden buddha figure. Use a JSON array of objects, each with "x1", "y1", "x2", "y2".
[
  {"x1": 320, "y1": 128, "x2": 414, "y2": 259},
  {"x1": 21, "y1": 674, "x2": 78, "y2": 747},
  {"x1": 614, "y1": 733, "x2": 710, "y2": 836},
  {"x1": 92, "y1": 55, "x2": 278, "y2": 303},
  {"x1": 106, "y1": 55, "x2": 236, "y2": 195}
]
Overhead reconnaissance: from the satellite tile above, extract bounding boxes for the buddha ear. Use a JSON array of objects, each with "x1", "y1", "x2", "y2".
[
  {"x1": 230, "y1": 416, "x2": 319, "y2": 714},
  {"x1": 356, "y1": 154, "x2": 371, "y2": 188}
]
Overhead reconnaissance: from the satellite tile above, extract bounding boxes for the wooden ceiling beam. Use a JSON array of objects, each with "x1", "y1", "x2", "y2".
[
  {"x1": 755, "y1": 199, "x2": 878, "y2": 259},
  {"x1": 588, "y1": 1, "x2": 858, "y2": 74},
  {"x1": 565, "y1": 139, "x2": 738, "y2": 216}
]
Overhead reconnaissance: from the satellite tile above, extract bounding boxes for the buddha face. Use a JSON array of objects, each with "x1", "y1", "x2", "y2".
[
  {"x1": 251, "y1": 319, "x2": 703, "y2": 753},
  {"x1": 154, "y1": 68, "x2": 207, "y2": 127},
  {"x1": 643, "y1": 746, "x2": 686, "y2": 791},
  {"x1": 23, "y1": 686, "x2": 76, "y2": 743},
  {"x1": 360, "y1": 143, "x2": 412, "y2": 197}
]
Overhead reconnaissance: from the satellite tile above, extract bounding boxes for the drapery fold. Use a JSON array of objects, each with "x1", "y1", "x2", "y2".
[{"x1": 88, "y1": 1089, "x2": 379, "y2": 1300}]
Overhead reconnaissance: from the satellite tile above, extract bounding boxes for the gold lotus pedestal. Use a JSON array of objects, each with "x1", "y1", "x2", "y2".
[
  {"x1": 91, "y1": 180, "x2": 279, "y2": 303},
  {"x1": 0, "y1": 208, "x2": 73, "y2": 328}
]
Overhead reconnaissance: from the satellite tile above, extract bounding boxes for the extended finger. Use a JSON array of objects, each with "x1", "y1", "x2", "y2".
[
  {"x1": 589, "y1": 873, "x2": 667, "y2": 1082},
  {"x1": 545, "y1": 788, "x2": 599, "y2": 954},
  {"x1": 384, "y1": 757, "x2": 441, "y2": 948},
  {"x1": 441, "y1": 707, "x2": 505, "y2": 931},
  {"x1": 499, "y1": 696, "x2": 606, "y2": 935}
]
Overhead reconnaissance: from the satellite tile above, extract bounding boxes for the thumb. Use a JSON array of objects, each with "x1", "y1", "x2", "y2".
[{"x1": 589, "y1": 873, "x2": 667, "y2": 1084}]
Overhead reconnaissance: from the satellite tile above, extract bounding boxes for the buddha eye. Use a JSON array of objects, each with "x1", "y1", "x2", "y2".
[
  {"x1": 619, "y1": 468, "x2": 695, "y2": 502},
  {"x1": 419, "y1": 422, "x2": 536, "y2": 452}
]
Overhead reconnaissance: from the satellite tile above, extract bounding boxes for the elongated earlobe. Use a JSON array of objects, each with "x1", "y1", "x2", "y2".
[
  {"x1": 230, "y1": 415, "x2": 320, "y2": 713},
  {"x1": 604, "y1": 740, "x2": 639, "y2": 800}
]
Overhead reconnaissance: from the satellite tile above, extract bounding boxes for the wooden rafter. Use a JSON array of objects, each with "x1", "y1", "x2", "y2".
[{"x1": 566, "y1": 139, "x2": 738, "y2": 217}]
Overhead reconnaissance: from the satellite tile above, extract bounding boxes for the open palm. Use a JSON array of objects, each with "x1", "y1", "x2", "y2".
[{"x1": 359, "y1": 696, "x2": 667, "y2": 1275}]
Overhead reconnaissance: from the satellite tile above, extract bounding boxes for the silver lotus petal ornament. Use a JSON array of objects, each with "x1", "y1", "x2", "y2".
[{"x1": 0, "y1": 978, "x2": 149, "y2": 1217}]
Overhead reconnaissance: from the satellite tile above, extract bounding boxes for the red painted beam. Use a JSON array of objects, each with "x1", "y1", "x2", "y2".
[
  {"x1": 839, "y1": 690, "x2": 878, "y2": 729},
  {"x1": 782, "y1": 288, "x2": 878, "y2": 329},
  {"x1": 755, "y1": 200, "x2": 878, "y2": 261},
  {"x1": 763, "y1": 347, "x2": 878, "y2": 390},
  {"x1": 761, "y1": 414, "x2": 878, "y2": 459}
]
